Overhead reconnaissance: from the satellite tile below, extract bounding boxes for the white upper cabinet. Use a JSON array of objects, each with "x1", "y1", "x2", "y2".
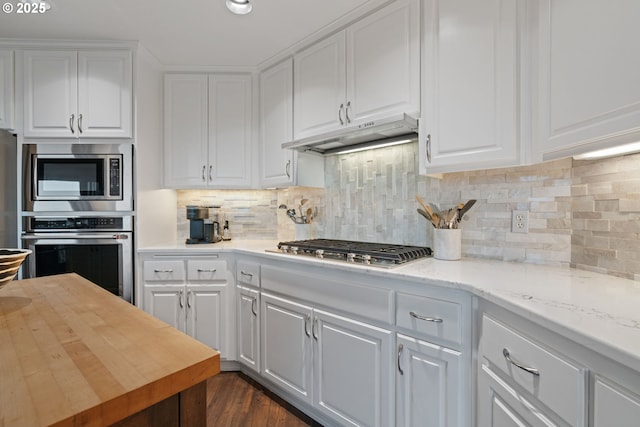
[
  {"x1": 0, "y1": 50, "x2": 14, "y2": 130},
  {"x1": 535, "y1": 0, "x2": 640, "y2": 160},
  {"x1": 164, "y1": 73, "x2": 252, "y2": 189},
  {"x1": 293, "y1": 0, "x2": 420, "y2": 140},
  {"x1": 293, "y1": 32, "x2": 346, "y2": 139},
  {"x1": 419, "y1": 0, "x2": 523, "y2": 174},
  {"x1": 259, "y1": 59, "x2": 295, "y2": 187},
  {"x1": 23, "y1": 50, "x2": 132, "y2": 139}
]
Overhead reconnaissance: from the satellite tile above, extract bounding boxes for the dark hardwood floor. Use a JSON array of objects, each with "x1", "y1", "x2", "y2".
[{"x1": 207, "y1": 372, "x2": 322, "y2": 427}]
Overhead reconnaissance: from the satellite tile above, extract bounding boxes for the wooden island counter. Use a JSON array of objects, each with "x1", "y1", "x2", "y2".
[{"x1": 0, "y1": 273, "x2": 220, "y2": 427}]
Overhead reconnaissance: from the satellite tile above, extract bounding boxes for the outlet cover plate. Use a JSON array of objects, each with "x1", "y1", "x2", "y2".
[{"x1": 511, "y1": 210, "x2": 529, "y2": 233}]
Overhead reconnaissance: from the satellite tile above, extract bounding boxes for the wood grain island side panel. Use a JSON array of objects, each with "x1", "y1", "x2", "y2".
[{"x1": 0, "y1": 273, "x2": 220, "y2": 427}]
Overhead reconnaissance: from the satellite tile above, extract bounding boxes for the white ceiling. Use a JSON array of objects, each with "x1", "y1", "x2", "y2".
[{"x1": 0, "y1": 0, "x2": 373, "y2": 67}]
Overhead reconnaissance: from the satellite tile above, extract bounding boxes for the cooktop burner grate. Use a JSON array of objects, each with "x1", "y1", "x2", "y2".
[{"x1": 275, "y1": 239, "x2": 432, "y2": 266}]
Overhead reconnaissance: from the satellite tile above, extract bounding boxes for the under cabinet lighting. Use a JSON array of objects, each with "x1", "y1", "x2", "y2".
[
  {"x1": 325, "y1": 137, "x2": 416, "y2": 156},
  {"x1": 573, "y1": 141, "x2": 640, "y2": 160},
  {"x1": 226, "y1": 0, "x2": 252, "y2": 15}
]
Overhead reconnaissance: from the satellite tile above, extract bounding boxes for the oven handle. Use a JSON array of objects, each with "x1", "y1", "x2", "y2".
[{"x1": 22, "y1": 233, "x2": 131, "y2": 240}]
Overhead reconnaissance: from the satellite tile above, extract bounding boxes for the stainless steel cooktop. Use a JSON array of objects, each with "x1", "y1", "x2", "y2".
[{"x1": 269, "y1": 239, "x2": 432, "y2": 267}]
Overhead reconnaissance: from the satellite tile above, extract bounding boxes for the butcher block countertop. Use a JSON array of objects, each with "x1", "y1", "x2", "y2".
[{"x1": 0, "y1": 273, "x2": 220, "y2": 427}]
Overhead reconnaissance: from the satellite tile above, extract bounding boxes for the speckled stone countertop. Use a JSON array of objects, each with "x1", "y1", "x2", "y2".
[{"x1": 139, "y1": 240, "x2": 640, "y2": 372}]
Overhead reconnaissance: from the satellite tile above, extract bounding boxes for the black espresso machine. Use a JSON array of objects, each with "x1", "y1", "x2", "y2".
[{"x1": 186, "y1": 206, "x2": 221, "y2": 244}]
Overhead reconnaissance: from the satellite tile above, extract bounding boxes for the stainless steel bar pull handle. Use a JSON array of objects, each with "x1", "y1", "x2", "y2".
[
  {"x1": 312, "y1": 316, "x2": 319, "y2": 340},
  {"x1": 69, "y1": 114, "x2": 75, "y2": 134},
  {"x1": 154, "y1": 269, "x2": 174, "y2": 273},
  {"x1": 410, "y1": 311, "x2": 443, "y2": 323},
  {"x1": 197, "y1": 268, "x2": 217, "y2": 273},
  {"x1": 338, "y1": 103, "x2": 344, "y2": 125},
  {"x1": 251, "y1": 298, "x2": 257, "y2": 316},
  {"x1": 398, "y1": 343, "x2": 404, "y2": 375},
  {"x1": 285, "y1": 160, "x2": 291, "y2": 178},
  {"x1": 345, "y1": 101, "x2": 351, "y2": 124},
  {"x1": 202, "y1": 165, "x2": 206, "y2": 182},
  {"x1": 426, "y1": 134, "x2": 432, "y2": 163},
  {"x1": 304, "y1": 314, "x2": 311, "y2": 337},
  {"x1": 179, "y1": 289, "x2": 184, "y2": 308},
  {"x1": 502, "y1": 348, "x2": 540, "y2": 376},
  {"x1": 78, "y1": 113, "x2": 83, "y2": 134},
  {"x1": 240, "y1": 271, "x2": 253, "y2": 279},
  {"x1": 209, "y1": 165, "x2": 213, "y2": 182},
  {"x1": 187, "y1": 290, "x2": 192, "y2": 308}
]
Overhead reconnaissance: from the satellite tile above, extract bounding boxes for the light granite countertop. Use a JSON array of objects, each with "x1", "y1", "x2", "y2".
[{"x1": 139, "y1": 240, "x2": 640, "y2": 373}]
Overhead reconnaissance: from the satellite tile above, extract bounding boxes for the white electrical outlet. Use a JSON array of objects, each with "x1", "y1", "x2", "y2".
[{"x1": 511, "y1": 210, "x2": 529, "y2": 233}]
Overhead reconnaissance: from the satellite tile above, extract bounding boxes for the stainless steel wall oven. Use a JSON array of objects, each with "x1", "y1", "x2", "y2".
[
  {"x1": 22, "y1": 216, "x2": 133, "y2": 302},
  {"x1": 23, "y1": 143, "x2": 133, "y2": 212}
]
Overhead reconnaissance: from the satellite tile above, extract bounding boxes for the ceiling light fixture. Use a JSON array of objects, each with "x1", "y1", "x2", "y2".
[{"x1": 226, "y1": 0, "x2": 252, "y2": 15}]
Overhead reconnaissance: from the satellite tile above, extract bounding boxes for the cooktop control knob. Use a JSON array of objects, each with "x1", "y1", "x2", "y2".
[
  {"x1": 362, "y1": 254, "x2": 371, "y2": 265},
  {"x1": 347, "y1": 253, "x2": 356, "y2": 263},
  {"x1": 280, "y1": 245, "x2": 289, "y2": 253},
  {"x1": 315, "y1": 249, "x2": 324, "y2": 259},
  {"x1": 290, "y1": 246, "x2": 299, "y2": 255}
]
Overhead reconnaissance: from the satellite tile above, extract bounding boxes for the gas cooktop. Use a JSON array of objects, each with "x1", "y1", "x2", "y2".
[{"x1": 270, "y1": 239, "x2": 432, "y2": 267}]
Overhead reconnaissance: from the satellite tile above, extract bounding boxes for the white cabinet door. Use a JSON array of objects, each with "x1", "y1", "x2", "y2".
[
  {"x1": 0, "y1": 49, "x2": 13, "y2": 130},
  {"x1": 396, "y1": 334, "x2": 462, "y2": 427},
  {"x1": 261, "y1": 292, "x2": 313, "y2": 403},
  {"x1": 594, "y1": 378, "x2": 640, "y2": 427},
  {"x1": 419, "y1": 0, "x2": 520, "y2": 174},
  {"x1": 237, "y1": 286, "x2": 260, "y2": 373},
  {"x1": 77, "y1": 50, "x2": 132, "y2": 138},
  {"x1": 478, "y1": 364, "x2": 561, "y2": 427},
  {"x1": 293, "y1": 0, "x2": 419, "y2": 139},
  {"x1": 314, "y1": 309, "x2": 393, "y2": 427},
  {"x1": 143, "y1": 284, "x2": 185, "y2": 332},
  {"x1": 536, "y1": 0, "x2": 640, "y2": 160},
  {"x1": 346, "y1": 0, "x2": 419, "y2": 124},
  {"x1": 23, "y1": 50, "x2": 78, "y2": 138},
  {"x1": 186, "y1": 284, "x2": 226, "y2": 354},
  {"x1": 164, "y1": 74, "x2": 209, "y2": 188},
  {"x1": 208, "y1": 74, "x2": 252, "y2": 187},
  {"x1": 259, "y1": 59, "x2": 295, "y2": 187},
  {"x1": 294, "y1": 32, "x2": 346, "y2": 139}
]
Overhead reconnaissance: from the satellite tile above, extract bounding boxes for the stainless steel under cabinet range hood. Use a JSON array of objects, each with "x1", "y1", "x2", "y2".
[{"x1": 282, "y1": 113, "x2": 419, "y2": 155}]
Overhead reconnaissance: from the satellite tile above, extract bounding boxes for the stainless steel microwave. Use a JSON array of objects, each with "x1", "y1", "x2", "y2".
[{"x1": 23, "y1": 144, "x2": 133, "y2": 212}]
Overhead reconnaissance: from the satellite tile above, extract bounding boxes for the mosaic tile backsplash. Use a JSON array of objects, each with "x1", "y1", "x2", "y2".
[{"x1": 177, "y1": 142, "x2": 640, "y2": 280}]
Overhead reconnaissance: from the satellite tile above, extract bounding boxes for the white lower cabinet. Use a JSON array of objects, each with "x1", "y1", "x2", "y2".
[
  {"x1": 593, "y1": 377, "x2": 640, "y2": 426},
  {"x1": 141, "y1": 256, "x2": 231, "y2": 359},
  {"x1": 237, "y1": 286, "x2": 260, "y2": 372},
  {"x1": 396, "y1": 334, "x2": 462, "y2": 427},
  {"x1": 261, "y1": 292, "x2": 393, "y2": 427}
]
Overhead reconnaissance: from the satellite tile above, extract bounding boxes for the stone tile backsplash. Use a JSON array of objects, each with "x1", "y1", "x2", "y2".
[{"x1": 176, "y1": 142, "x2": 640, "y2": 280}]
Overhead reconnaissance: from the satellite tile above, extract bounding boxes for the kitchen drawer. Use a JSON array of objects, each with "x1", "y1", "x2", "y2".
[
  {"x1": 187, "y1": 260, "x2": 227, "y2": 281},
  {"x1": 237, "y1": 261, "x2": 260, "y2": 287},
  {"x1": 143, "y1": 260, "x2": 185, "y2": 282},
  {"x1": 396, "y1": 292, "x2": 462, "y2": 346},
  {"x1": 481, "y1": 315, "x2": 586, "y2": 426}
]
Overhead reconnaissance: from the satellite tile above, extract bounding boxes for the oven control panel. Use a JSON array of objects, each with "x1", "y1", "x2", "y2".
[{"x1": 27, "y1": 217, "x2": 128, "y2": 232}]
